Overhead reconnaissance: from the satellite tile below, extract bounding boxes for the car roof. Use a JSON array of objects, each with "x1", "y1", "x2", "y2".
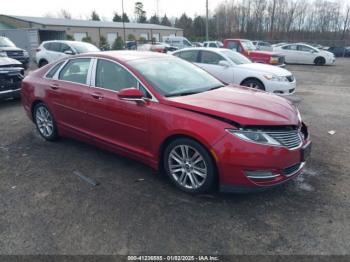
[
  {"x1": 76, "y1": 50, "x2": 172, "y2": 62},
  {"x1": 42, "y1": 40, "x2": 93, "y2": 45},
  {"x1": 173, "y1": 47, "x2": 230, "y2": 54}
]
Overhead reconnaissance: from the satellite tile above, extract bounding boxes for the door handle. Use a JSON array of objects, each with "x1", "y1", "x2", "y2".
[
  {"x1": 49, "y1": 83, "x2": 60, "y2": 90},
  {"x1": 91, "y1": 93, "x2": 104, "y2": 100}
]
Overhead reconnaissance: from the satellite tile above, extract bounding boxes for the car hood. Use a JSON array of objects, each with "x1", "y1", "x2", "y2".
[
  {"x1": 319, "y1": 50, "x2": 334, "y2": 57},
  {"x1": 0, "y1": 46, "x2": 24, "y2": 52},
  {"x1": 165, "y1": 86, "x2": 299, "y2": 126},
  {"x1": 237, "y1": 63, "x2": 292, "y2": 76},
  {"x1": 0, "y1": 57, "x2": 22, "y2": 67},
  {"x1": 249, "y1": 50, "x2": 282, "y2": 57}
]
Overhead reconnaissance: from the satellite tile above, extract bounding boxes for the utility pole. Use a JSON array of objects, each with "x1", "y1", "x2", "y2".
[
  {"x1": 122, "y1": 0, "x2": 126, "y2": 45},
  {"x1": 205, "y1": 0, "x2": 209, "y2": 41}
]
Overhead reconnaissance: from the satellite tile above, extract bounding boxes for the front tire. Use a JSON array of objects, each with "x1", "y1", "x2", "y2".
[
  {"x1": 314, "y1": 57, "x2": 325, "y2": 66},
  {"x1": 163, "y1": 138, "x2": 216, "y2": 194},
  {"x1": 33, "y1": 103, "x2": 59, "y2": 141},
  {"x1": 241, "y1": 78, "x2": 265, "y2": 90}
]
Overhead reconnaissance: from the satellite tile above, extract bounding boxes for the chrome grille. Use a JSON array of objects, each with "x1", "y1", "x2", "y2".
[{"x1": 266, "y1": 131, "x2": 302, "y2": 149}]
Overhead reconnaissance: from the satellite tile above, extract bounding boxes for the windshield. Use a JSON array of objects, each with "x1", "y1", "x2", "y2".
[
  {"x1": 220, "y1": 50, "x2": 252, "y2": 65},
  {"x1": 0, "y1": 37, "x2": 16, "y2": 47},
  {"x1": 241, "y1": 40, "x2": 256, "y2": 51},
  {"x1": 129, "y1": 57, "x2": 223, "y2": 97},
  {"x1": 70, "y1": 42, "x2": 100, "y2": 53}
]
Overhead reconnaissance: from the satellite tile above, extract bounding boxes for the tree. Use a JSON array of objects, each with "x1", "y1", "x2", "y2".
[
  {"x1": 111, "y1": 36, "x2": 124, "y2": 50},
  {"x1": 99, "y1": 36, "x2": 110, "y2": 50},
  {"x1": 135, "y1": 2, "x2": 147, "y2": 23},
  {"x1": 128, "y1": 34, "x2": 136, "y2": 41},
  {"x1": 193, "y1": 16, "x2": 206, "y2": 38},
  {"x1": 161, "y1": 14, "x2": 172, "y2": 26},
  {"x1": 149, "y1": 14, "x2": 160, "y2": 24},
  {"x1": 66, "y1": 34, "x2": 75, "y2": 40},
  {"x1": 175, "y1": 13, "x2": 193, "y2": 37},
  {"x1": 57, "y1": 9, "x2": 72, "y2": 19},
  {"x1": 122, "y1": 13, "x2": 130, "y2": 22},
  {"x1": 112, "y1": 12, "x2": 122, "y2": 22},
  {"x1": 91, "y1": 10, "x2": 100, "y2": 21},
  {"x1": 82, "y1": 36, "x2": 93, "y2": 43}
]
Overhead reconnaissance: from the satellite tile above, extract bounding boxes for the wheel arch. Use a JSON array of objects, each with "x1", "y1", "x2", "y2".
[
  {"x1": 158, "y1": 134, "x2": 219, "y2": 184},
  {"x1": 240, "y1": 77, "x2": 266, "y2": 90}
]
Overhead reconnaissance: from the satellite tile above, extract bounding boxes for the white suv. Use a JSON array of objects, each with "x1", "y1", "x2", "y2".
[{"x1": 36, "y1": 40, "x2": 100, "y2": 67}]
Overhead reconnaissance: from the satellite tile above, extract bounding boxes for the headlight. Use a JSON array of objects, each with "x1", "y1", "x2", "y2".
[
  {"x1": 0, "y1": 51, "x2": 7, "y2": 57},
  {"x1": 226, "y1": 129, "x2": 281, "y2": 146},
  {"x1": 263, "y1": 74, "x2": 288, "y2": 82}
]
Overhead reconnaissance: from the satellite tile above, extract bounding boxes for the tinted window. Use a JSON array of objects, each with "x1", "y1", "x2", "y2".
[
  {"x1": 50, "y1": 42, "x2": 61, "y2": 52},
  {"x1": 95, "y1": 59, "x2": 138, "y2": 92},
  {"x1": 69, "y1": 42, "x2": 99, "y2": 53},
  {"x1": 209, "y1": 43, "x2": 217, "y2": 47},
  {"x1": 46, "y1": 61, "x2": 64, "y2": 79},
  {"x1": 220, "y1": 50, "x2": 251, "y2": 65},
  {"x1": 178, "y1": 51, "x2": 199, "y2": 62},
  {"x1": 43, "y1": 43, "x2": 51, "y2": 50},
  {"x1": 59, "y1": 58, "x2": 91, "y2": 84},
  {"x1": 200, "y1": 51, "x2": 223, "y2": 65}
]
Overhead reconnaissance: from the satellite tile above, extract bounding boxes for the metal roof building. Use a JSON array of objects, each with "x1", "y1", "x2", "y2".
[{"x1": 0, "y1": 14, "x2": 183, "y2": 58}]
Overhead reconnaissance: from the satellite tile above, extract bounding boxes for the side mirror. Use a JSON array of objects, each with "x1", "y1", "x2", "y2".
[
  {"x1": 118, "y1": 88, "x2": 145, "y2": 103},
  {"x1": 218, "y1": 60, "x2": 230, "y2": 68},
  {"x1": 64, "y1": 50, "x2": 75, "y2": 55}
]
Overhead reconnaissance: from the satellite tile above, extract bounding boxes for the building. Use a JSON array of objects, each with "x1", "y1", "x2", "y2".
[{"x1": 0, "y1": 14, "x2": 183, "y2": 59}]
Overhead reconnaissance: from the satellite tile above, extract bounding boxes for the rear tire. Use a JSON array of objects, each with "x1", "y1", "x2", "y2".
[
  {"x1": 314, "y1": 57, "x2": 325, "y2": 66},
  {"x1": 241, "y1": 78, "x2": 265, "y2": 90},
  {"x1": 33, "y1": 103, "x2": 59, "y2": 141},
  {"x1": 163, "y1": 138, "x2": 216, "y2": 194}
]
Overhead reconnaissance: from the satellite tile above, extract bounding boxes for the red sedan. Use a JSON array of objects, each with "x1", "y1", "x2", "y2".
[{"x1": 21, "y1": 51, "x2": 311, "y2": 193}]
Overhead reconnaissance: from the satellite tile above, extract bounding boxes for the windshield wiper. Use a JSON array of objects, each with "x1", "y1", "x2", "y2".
[{"x1": 166, "y1": 91, "x2": 201, "y2": 97}]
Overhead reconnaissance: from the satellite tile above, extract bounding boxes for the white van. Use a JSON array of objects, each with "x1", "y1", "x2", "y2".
[{"x1": 162, "y1": 36, "x2": 193, "y2": 49}]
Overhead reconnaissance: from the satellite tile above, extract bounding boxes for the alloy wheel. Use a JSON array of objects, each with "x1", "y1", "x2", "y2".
[
  {"x1": 35, "y1": 106, "x2": 54, "y2": 138},
  {"x1": 168, "y1": 145, "x2": 208, "y2": 189}
]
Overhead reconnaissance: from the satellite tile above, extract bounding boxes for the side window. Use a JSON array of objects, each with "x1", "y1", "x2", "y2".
[
  {"x1": 298, "y1": 45, "x2": 313, "y2": 52},
  {"x1": 46, "y1": 61, "x2": 64, "y2": 79},
  {"x1": 227, "y1": 42, "x2": 238, "y2": 51},
  {"x1": 200, "y1": 51, "x2": 223, "y2": 65},
  {"x1": 60, "y1": 43, "x2": 73, "y2": 53},
  {"x1": 283, "y1": 45, "x2": 297, "y2": 50},
  {"x1": 178, "y1": 51, "x2": 199, "y2": 62},
  {"x1": 209, "y1": 43, "x2": 217, "y2": 48},
  {"x1": 59, "y1": 58, "x2": 91, "y2": 84},
  {"x1": 43, "y1": 43, "x2": 52, "y2": 50},
  {"x1": 50, "y1": 42, "x2": 61, "y2": 52},
  {"x1": 95, "y1": 59, "x2": 138, "y2": 92}
]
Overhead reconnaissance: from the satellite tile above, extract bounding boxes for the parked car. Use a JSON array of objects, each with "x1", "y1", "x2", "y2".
[
  {"x1": 173, "y1": 48, "x2": 296, "y2": 95},
  {"x1": 274, "y1": 43, "x2": 335, "y2": 65},
  {"x1": 193, "y1": 42, "x2": 204, "y2": 47},
  {"x1": 163, "y1": 36, "x2": 193, "y2": 49},
  {"x1": 327, "y1": 46, "x2": 350, "y2": 57},
  {"x1": 21, "y1": 51, "x2": 311, "y2": 194},
  {"x1": 272, "y1": 42, "x2": 289, "y2": 48},
  {"x1": 36, "y1": 40, "x2": 100, "y2": 67},
  {"x1": 223, "y1": 39, "x2": 285, "y2": 66},
  {"x1": 203, "y1": 41, "x2": 223, "y2": 48},
  {"x1": 0, "y1": 57, "x2": 24, "y2": 100},
  {"x1": 0, "y1": 36, "x2": 30, "y2": 69},
  {"x1": 252, "y1": 41, "x2": 273, "y2": 51},
  {"x1": 137, "y1": 43, "x2": 167, "y2": 53}
]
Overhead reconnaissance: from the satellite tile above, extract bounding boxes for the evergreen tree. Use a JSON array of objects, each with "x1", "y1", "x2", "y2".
[
  {"x1": 91, "y1": 10, "x2": 100, "y2": 21},
  {"x1": 112, "y1": 12, "x2": 122, "y2": 22},
  {"x1": 149, "y1": 14, "x2": 160, "y2": 24},
  {"x1": 135, "y1": 2, "x2": 147, "y2": 23},
  {"x1": 161, "y1": 14, "x2": 172, "y2": 26}
]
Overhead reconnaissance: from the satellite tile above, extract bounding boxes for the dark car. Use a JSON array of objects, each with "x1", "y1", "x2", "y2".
[
  {"x1": 0, "y1": 57, "x2": 24, "y2": 100},
  {"x1": 327, "y1": 47, "x2": 350, "y2": 57},
  {"x1": 0, "y1": 36, "x2": 30, "y2": 69}
]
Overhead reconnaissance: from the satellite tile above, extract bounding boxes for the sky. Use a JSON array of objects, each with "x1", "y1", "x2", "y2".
[
  {"x1": 1, "y1": 0, "x2": 350, "y2": 21},
  {"x1": 0, "y1": 0, "x2": 218, "y2": 21}
]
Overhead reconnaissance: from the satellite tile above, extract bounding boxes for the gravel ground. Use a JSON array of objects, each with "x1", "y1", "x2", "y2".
[{"x1": 0, "y1": 59, "x2": 349, "y2": 255}]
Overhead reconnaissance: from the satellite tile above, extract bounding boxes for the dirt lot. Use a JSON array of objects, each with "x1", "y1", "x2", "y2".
[{"x1": 0, "y1": 59, "x2": 349, "y2": 255}]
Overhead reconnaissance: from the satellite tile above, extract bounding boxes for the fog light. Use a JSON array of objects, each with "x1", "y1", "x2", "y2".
[{"x1": 245, "y1": 171, "x2": 280, "y2": 180}]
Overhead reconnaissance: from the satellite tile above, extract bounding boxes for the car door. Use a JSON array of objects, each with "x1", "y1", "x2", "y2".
[
  {"x1": 82, "y1": 58, "x2": 151, "y2": 156},
  {"x1": 196, "y1": 50, "x2": 234, "y2": 83},
  {"x1": 281, "y1": 44, "x2": 298, "y2": 63},
  {"x1": 46, "y1": 58, "x2": 92, "y2": 133},
  {"x1": 297, "y1": 45, "x2": 316, "y2": 64},
  {"x1": 46, "y1": 42, "x2": 65, "y2": 63}
]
